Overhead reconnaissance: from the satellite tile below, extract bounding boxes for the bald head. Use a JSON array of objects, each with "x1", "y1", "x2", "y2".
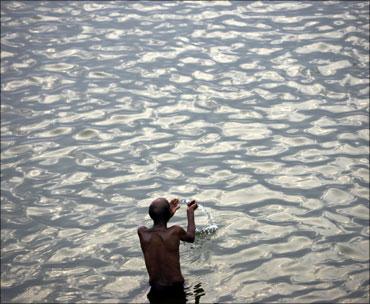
[{"x1": 149, "y1": 198, "x2": 171, "y2": 223}]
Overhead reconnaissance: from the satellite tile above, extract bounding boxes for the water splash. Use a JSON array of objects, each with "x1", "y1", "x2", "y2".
[{"x1": 180, "y1": 199, "x2": 219, "y2": 235}]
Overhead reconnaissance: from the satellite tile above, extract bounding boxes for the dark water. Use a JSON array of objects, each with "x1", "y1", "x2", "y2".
[{"x1": 1, "y1": 1, "x2": 369, "y2": 303}]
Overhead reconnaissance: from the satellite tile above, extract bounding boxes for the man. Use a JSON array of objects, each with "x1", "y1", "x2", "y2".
[{"x1": 138, "y1": 197, "x2": 198, "y2": 303}]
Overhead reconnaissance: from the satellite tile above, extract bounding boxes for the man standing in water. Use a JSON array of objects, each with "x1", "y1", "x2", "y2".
[{"x1": 138, "y1": 197, "x2": 198, "y2": 303}]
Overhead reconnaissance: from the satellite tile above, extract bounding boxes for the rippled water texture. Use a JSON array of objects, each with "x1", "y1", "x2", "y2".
[{"x1": 1, "y1": 1, "x2": 369, "y2": 303}]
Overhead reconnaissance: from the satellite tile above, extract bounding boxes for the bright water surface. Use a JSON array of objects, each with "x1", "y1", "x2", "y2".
[{"x1": 1, "y1": 1, "x2": 369, "y2": 303}]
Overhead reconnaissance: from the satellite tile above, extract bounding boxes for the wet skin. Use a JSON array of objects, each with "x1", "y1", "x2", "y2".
[{"x1": 138, "y1": 198, "x2": 198, "y2": 287}]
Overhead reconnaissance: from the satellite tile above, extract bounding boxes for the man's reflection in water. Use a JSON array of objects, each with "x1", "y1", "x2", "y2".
[{"x1": 192, "y1": 282, "x2": 206, "y2": 304}]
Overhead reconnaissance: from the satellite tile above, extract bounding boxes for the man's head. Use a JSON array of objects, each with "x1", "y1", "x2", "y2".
[{"x1": 149, "y1": 198, "x2": 171, "y2": 224}]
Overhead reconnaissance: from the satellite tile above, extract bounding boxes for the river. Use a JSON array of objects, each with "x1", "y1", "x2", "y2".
[{"x1": 1, "y1": 1, "x2": 369, "y2": 303}]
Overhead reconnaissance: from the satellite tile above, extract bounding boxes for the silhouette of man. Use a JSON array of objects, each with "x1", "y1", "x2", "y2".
[{"x1": 138, "y1": 197, "x2": 198, "y2": 303}]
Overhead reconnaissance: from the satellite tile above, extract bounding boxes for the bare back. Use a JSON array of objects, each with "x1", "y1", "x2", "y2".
[{"x1": 138, "y1": 225, "x2": 185, "y2": 286}]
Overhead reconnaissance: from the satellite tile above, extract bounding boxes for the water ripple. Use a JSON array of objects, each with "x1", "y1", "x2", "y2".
[{"x1": 1, "y1": 1, "x2": 369, "y2": 303}]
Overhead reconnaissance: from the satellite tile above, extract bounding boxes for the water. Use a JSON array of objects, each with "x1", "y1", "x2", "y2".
[
  {"x1": 180, "y1": 198, "x2": 219, "y2": 235},
  {"x1": 1, "y1": 1, "x2": 369, "y2": 303}
]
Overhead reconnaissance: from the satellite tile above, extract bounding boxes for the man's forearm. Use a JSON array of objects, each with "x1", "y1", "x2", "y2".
[{"x1": 186, "y1": 210, "x2": 196, "y2": 239}]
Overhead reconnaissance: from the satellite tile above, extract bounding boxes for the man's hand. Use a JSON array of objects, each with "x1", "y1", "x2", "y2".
[
  {"x1": 169, "y1": 198, "x2": 180, "y2": 216},
  {"x1": 187, "y1": 200, "x2": 198, "y2": 212}
]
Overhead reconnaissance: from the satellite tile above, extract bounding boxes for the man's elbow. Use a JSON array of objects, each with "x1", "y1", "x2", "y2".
[{"x1": 187, "y1": 234, "x2": 195, "y2": 243}]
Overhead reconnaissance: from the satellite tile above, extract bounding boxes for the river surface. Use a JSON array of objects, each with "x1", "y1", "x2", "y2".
[{"x1": 1, "y1": 1, "x2": 369, "y2": 303}]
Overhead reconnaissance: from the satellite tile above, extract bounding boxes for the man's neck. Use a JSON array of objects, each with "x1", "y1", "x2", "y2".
[{"x1": 153, "y1": 222, "x2": 167, "y2": 229}]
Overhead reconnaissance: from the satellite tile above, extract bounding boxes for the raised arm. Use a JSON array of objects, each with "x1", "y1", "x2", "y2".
[{"x1": 179, "y1": 200, "x2": 198, "y2": 243}]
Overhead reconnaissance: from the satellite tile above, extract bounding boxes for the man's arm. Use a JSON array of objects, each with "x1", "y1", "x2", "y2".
[
  {"x1": 137, "y1": 226, "x2": 148, "y2": 251},
  {"x1": 179, "y1": 200, "x2": 198, "y2": 243},
  {"x1": 137, "y1": 226, "x2": 147, "y2": 242}
]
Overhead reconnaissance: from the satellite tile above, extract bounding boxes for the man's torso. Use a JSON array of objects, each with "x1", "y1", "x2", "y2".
[{"x1": 138, "y1": 226, "x2": 184, "y2": 286}]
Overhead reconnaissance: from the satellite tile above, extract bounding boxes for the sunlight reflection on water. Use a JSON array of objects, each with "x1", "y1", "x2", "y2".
[{"x1": 1, "y1": 1, "x2": 369, "y2": 303}]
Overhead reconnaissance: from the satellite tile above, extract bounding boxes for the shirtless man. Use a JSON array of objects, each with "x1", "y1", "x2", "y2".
[{"x1": 138, "y1": 197, "x2": 198, "y2": 303}]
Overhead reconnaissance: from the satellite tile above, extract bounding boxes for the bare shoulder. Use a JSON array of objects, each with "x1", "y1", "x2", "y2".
[
  {"x1": 169, "y1": 225, "x2": 186, "y2": 235},
  {"x1": 137, "y1": 226, "x2": 148, "y2": 235}
]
